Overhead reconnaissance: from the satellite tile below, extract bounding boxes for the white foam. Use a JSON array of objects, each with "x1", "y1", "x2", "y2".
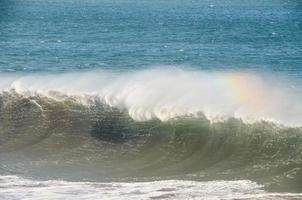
[
  {"x1": 1, "y1": 175, "x2": 302, "y2": 200},
  {"x1": 1, "y1": 68, "x2": 301, "y2": 126},
  {"x1": 0, "y1": 175, "x2": 262, "y2": 200}
]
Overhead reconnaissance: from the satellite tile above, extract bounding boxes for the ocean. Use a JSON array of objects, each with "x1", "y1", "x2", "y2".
[{"x1": 0, "y1": 0, "x2": 302, "y2": 199}]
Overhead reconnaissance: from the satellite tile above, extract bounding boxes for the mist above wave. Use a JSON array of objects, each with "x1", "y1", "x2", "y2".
[{"x1": 0, "y1": 68, "x2": 301, "y2": 126}]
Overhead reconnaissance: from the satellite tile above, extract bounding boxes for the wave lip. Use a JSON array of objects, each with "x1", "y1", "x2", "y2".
[{"x1": 0, "y1": 68, "x2": 301, "y2": 126}]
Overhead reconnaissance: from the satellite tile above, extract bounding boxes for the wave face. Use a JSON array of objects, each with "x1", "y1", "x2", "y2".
[{"x1": 0, "y1": 69, "x2": 302, "y2": 192}]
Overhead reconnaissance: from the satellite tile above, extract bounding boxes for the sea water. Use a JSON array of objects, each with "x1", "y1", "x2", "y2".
[{"x1": 0, "y1": 0, "x2": 302, "y2": 199}]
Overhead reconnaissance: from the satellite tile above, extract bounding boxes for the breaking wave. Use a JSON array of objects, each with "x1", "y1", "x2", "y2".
[{"x1": 0, "y1": 69, "x2": 302, "y2": 192}]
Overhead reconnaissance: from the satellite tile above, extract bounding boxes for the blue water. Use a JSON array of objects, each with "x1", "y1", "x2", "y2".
[{"x1": 0, "y1": 0, "x2": 301, "y2": 75}]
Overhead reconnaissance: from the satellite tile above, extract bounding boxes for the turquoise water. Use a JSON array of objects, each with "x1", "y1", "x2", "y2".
[{"x1": 1, "y1": 1, "x2": 302, "y2": 199}]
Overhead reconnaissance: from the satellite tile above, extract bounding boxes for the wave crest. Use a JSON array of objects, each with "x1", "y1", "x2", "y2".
[{"x1": 0, "y1": 68, "x2": 301, "y2": 125}]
